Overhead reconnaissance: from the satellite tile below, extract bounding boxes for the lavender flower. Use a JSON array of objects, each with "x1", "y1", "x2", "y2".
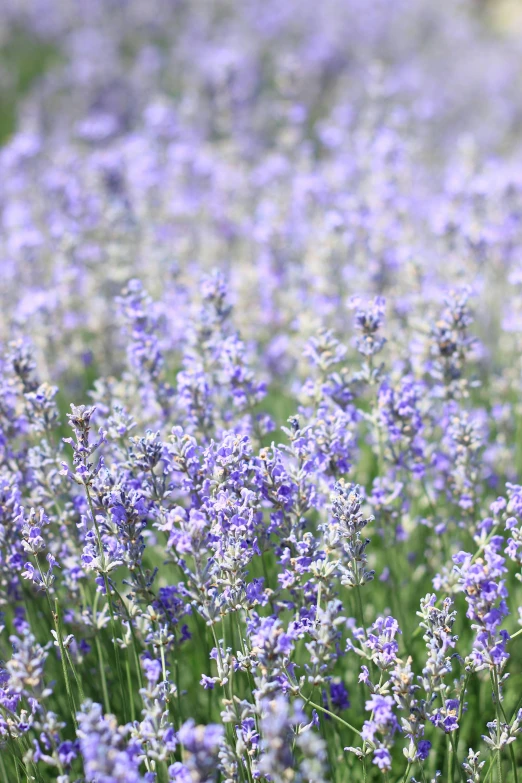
[
  {"x1": 3, "y1": 2, "x2": 522, "y2": 780},
  {"x1": 77, "y1": 701, "x2": 144, "y2": 783}
]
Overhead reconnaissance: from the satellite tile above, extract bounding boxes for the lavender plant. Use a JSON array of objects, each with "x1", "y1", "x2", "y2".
[{"x1": 2, "y1": 1, "x2": 522, "y2": 781}]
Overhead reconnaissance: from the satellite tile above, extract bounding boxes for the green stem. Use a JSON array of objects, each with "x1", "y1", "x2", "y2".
[
  {"x1": 33, "y1": 555, "x2": 78, "y2": 730},
  {"x1": 491, "y1": 670, "x2": 504, "y2": 783},
  {"x1": 509, "y1": 627, "x2": 522, "y2": 641},
  {"x1": 495, "y1": 673, "x2": 519, "y2": 783},
  {"x1": 449, "y1": 731, "x2": 465, "y2": 783},
  {"x1": 355, "y1": 583, "x2": 366, "y2": 636},
  {"x1": 85, "y1": 484, "x2": 128, "y2": 721},
  {"x1": 111, "y1": 584, "x2": 145, "y2": 691},
  {"x1": 447, "y1": 734, "x2": 453, "y2": 783},
  {"x1": 95, "y1": 633, "x2": 112, "y2": 713},
  {"x1": 451, "y1": 672, "x2": 470, "y2": 783},
  {"x1": 354, "y1": 582, "x2": 378, "y2": 683},
  {"x1": 302, "y1": 698, "x2": 362, "y2": 736},
  {"x1": 11, "y1": 753, "x2": 22, "y2": 783},
  {"x1": 52, "y1": 598, "x2": 78, "y2": 729},
  {"x1": 0, "y1": 753, "x2": 8, "y2": 783},
  {"x1": 3, "y1": 728, "x2": 24, "y2": 783},
  {"x1": 483, "y1": 755, "x2": 495, "y2": 783},
  {"x1": 126, "y1": 652, "x2": 136, "y2": 722},
  {"x1": 101, "y1": 576, "x2": 127, "y2": 721},
  {"x1": 236, "y1": 613, "x2": 255, "y2": 704},
  {"x1": 175, "y1": 655, "x2": 182, "y2": 728},
  {"x1": 387, "y1": 552, "x2": 412, "y2": 654}
]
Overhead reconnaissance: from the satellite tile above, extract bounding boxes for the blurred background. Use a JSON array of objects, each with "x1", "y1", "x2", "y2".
[
  {"x1": 1, "y1": 0, "x2": 522, "y2": 145},
  {"x1": 2, "y1": 0, "x2": 522, "y2": 407}
]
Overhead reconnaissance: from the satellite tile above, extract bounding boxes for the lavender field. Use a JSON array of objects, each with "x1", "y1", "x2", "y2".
[{"x1": 3, "y1": 1, "x2": 522, "y2": 781}]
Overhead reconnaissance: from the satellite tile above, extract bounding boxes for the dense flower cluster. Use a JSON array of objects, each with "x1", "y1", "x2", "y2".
[{"x1": 2, "y1": 1, "x2": 522, "y2": 781}]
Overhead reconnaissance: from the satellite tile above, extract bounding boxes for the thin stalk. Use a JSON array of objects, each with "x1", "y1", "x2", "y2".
[
  {"x1": 354, "y1": 583, "x2": 366, "y2": 637},
  {"x1": 100, "y1": 576, "x2": 128, "y2": 721},
  {"x1": 387, "y1": 552, "x2": 412, "y2": 655},
  {"x1": 491, "y1": 670, "x2": 503, "y2": 783},
  {"x1": 449, "y1": 731, "x2": 466, "y2": 783},
  {"x1": 111, "y1": 584, "x2": 145, "y2": 691},
  {"x1": 175, "y1": 655, "x2": 182, "y2": 728},
  {"x1": 95, "y1": 633, "x2": 112, "y2": 713},
  {"x1": 195, "y1": 612, "x2": 213, "y2": 717},
  {"x1": 11, "y1": 754, "x2": 22, "y2": 783},
  {"x1": 495, "y1": 672, "x2": 519, "y2": 783},
  {"x1": 301, "y1": 698, "x2": 362, "y2": 736},
  {"x1": 126, "y1": 653, "x2": 136, "y2": 722},
  {"x1": 52, "y1": 597, "x2": 79, "y2": 729},
  {"x1": 450, "y1": 672, "x2": 471, "y2": 783},
  {"x1": 62, "y1": 637, "x2": 85, "y2": 702},
  {"x1": 236, "y1": 614, "x2": 255, "y2": 704},
  {"x1": 85, "y1": 484, "x2": 128, "y2": 721},
  {"x1": 509, "y1": 686, "x2": 522, "y2": 723},
  {"x1": 4, "y1": 731, "x2": 23, "y2": 783},
  {"x1": 33, "y1": 555, "x2": 78, "y2": 729},
  {"x1": 318, "y1": 709, "x2": 336, "y2": 781},
  {"x1": 355, "y1": 582, "x2": 378, "y2": 683},
  {"x1": 483, "y1": 756, "x2": 495, "y2": 783},
  {"x1": 0, "y1": 753, "x2": 8, "y2": 783},
  {"x1": 213, "y1": 620, "x2": 254, "y2": 783},
  {"x1": 157, "y1": 762, "x2": 170, "y2": 783}
]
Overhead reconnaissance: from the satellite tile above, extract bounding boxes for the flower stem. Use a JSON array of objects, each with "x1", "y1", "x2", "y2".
[
  {"x1": 95, "y1": 632, "x2": 112, "y2": 714},
  {"x1": 302, "y1": 698, "x2": 362, "y2": 736},
  {"x1": 491, "y1": 670, "x2": 504, "y2": 783},
  {"x1": 85, "y1": 484, "x2": 128, "y2": 722},
  {"x1": 401, "y1": 762, "x2": 412, "y2": 783}
]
